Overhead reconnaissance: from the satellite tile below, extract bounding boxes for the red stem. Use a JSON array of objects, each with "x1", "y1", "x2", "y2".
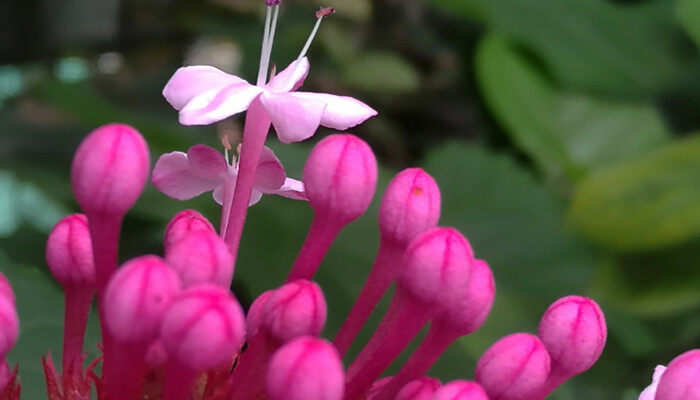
[
  {"x1": 222, "y1": 99, "x2": 271, "y2": 267},
  {"x1": 333, "y1": 239, "x2": 404, "y2": 356},
  {"x1": 162, "y1": 363, "x2": 198, "y2": 400},
  {"x1": 62, "y1": 287, "x2": 94, "y2": 373},
  {"x1": 286, "y1": 215, "x2": 344, "y2": 282},
  {"x1": 375, "y1": 325, "x2": 457, "y2": 400},
  {"x1": 227, "y1": 333, "x2": 276, "y2": 400},
  {"x1": 103, "y1": 342, "x2": 148, "y2": 400},
  {"x1": 343, "y1": 291, "x2": 431, "y2": 400}
]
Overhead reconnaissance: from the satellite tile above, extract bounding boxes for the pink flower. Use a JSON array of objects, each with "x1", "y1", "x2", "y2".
[
  {"x1": 162, "y1": 58, "x2": 377, "y2": 143},
  {"x1": 152, "y1": 143, "x2": 305, "y2": 206}
]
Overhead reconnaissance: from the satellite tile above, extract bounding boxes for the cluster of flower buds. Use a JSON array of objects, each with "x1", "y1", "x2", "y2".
[{"x1": 0, "y1": 2, "x2": 629, "y2": 399}]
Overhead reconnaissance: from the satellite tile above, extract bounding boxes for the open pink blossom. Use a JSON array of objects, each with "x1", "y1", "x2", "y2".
[
  {"x1": 162, "y1": 58, "x2": 377, "y2": 143},
  {"x1": 152, "y1": 144, "x2": 305, "y2": 206}
]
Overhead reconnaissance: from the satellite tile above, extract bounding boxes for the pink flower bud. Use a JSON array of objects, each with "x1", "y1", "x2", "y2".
[
  {"x1": 0, "y1": 272, "x2": 14, "y2": 304},
  {"x1": 71, "y1": 123, "x2": 150, "y2": 216},
  {"x1": 104, "y1": 255, "x2": 181, "y2": 343},
  {"x1": 537, "y1": 296, "x2": 606, "y2": 378},
  {"x1": 165, "y1": 231, "x2": 233, "y2": 288},
  {"x1": 260, "y1": 280, "x2": 327, "y2": 343},
  {"x1": 161, "y1": 284, "x2": 246, "y2": 371},
  {"x1": 475, "y1": 333, "x2": 551, "y2": 400},
  {"x1": 163, "y1": 209, "x2": 215, "y2": 251},
  {"x1": 303, "y1": 134, "x2": 377, "y2": 223},
  {"x1": 0, "y1": 296, "x2": 19, "y2": 360},
  {"x1": 45, "y1": 214, "x2": 95, "y2": 289},
  {"x1": 246, "y1": 290, "x2": 275, "y2": 338},
  {"x1": 431, "y1": 380, "x2": 489, "y2": 400},
  {"x1": 655, "y1": 349, "x2": 700, "y2": 400},
  {"x1": 379, "y1": 168, "x2": 441, "y2": 247},
  {"x1": 398, "y1": 227, "x2": 473, "y2": 311},
  {"x1": 438, "y1": 259, "x2": 495, "y2": 334},
  {"x1": 266, "y1": 336, "x2": 344, "y2": 400},
  {"x1": 396, "y1": 377, "x2": 441, "y2": 400}
]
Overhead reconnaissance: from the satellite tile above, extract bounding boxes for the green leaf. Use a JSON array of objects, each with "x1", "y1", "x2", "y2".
[
  {"x1": 342, "y1": 52, "x2": 420, "y2": 94},
  {"x1": 475, "y1": 34, "x2": 671, "y2": 180},
  {"x1": 569, "y1": 134, "x2": 700, "y2": 251},
  {"x1": 435, "y1": 0, "x2": 690, "y2": 96},
  {"x1": 677, "y1": 0, "x2": 700, "y2": 47}
]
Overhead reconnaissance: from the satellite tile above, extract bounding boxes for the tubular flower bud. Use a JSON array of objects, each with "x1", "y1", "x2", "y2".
[
  {"x1": 654, "y1": 349, "x2": 700, "y2": 400},
  {"x1": 161, "y1": 284, "x2": 246, "y2": 371},
  {"x1": 302, "y1": 134, "x2": 377, "y2": 223},
  {"x1": 0, "y1": 296, "x2": 19, "y2": 360},
  {"x1": 165, "y1": 231, "x2": 234, "y2": 288},
  {"x1": 71, "y1": 123, "x2": 150, "y2": 216},
  {"x1": 104, "y1": 255, "x2": 181, "y2": 344},
  {"x1": 246, "y1": 290, "x2": 275, "y2": 338},
  {"x1": 261, "y1": 280, "x2": 327, "y2": 343},
  {"x1": 396, "y1": 377, "x2": 442, "y2": 400},
  {"x1": 438, "y1": 259, "x2": 495, "y2": 334},
  {"x1": 45, "y1": 214, "x2": 95, "y2": 289},
  {"x1": 0, "y1": 272, "x2": 14, "y2": 304},
  {"x1": 398, "y1": 227, "x2": 473, "y2": 311},
  {"x1": 163, "y1": 209, "x2": 215, "y2": 251},
  {"x1": 430, "y1": 380, "x2": 489, "y2": 400},
  {"x1": 379, "y1": 168, "x2": 441, "y2": 247},
  {"x1": 537, "y1": 296, "x2": 606, "y2": 378},
  {"x1": 266, "y1": 336, "x2": 344, "y2": 400},
  {"x1": 475, "y1": 333, "x2": 551, "y2": 400}
]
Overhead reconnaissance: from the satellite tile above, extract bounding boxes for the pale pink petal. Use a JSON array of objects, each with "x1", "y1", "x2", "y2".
[
  {"x1": 293, "y1": 92, "x2": 377, "y2": 130},
  {"x1": 272, "y1": 178, "x2": 306, "y2": 201},
  {"x1": 212, "y1": 185, "x2": 225, "y2": 206},
  {"x1": 249, "y1": 189, "x2": 263, "y2": 206},
  {"x1": 266, "y1": 57, "x2": 310, "y2": 93},
  {"x1": 187, "y1": 145, "x2": 228, "y2": 179},
  {"x1": 638, "y1": 365, "x2": 666, "y2": 400},
  {"x1": 152, "y1": 152, "x2": 220, "y2": 200},
  {"x1": 254, "y1": 147, "x2": 287, "y2": 191},
  {"x1": 163, "y1": 66, "x2": 247, "y2": 110},
  {"x1": 259, "y1": 91, "x2": 326, "y2": 144},
  {"x1": 179, "y1": 83, "x2": 263, "y2": 126}
]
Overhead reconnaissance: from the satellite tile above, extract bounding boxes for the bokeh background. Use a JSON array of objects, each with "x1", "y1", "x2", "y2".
[{"x1": 1, "y1": 0, "x2": 699, "y2": 398}]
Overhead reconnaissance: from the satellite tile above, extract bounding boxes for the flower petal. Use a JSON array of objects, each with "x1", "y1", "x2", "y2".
[
  {"x1": 163, "y1": 66, "x2": 247, "y2": 110},
  {"x1": 254, "y1": 147, "x2": 287, "y2": 191},
  {"x1": 249, "y1": 189, "x2": 264, "y2": 206},
  {"x1": 273, "y1": 178, "x2": 306, "y2": 201},
  {"x1": 293, "y1": 92, "x2": 377, "y2": 130},
  {"x1": 152, "y1": 152, "x2": 220, "y2": 200},
  {"x1": 179, "y1": 82, "x2": 263, "y2": 126},
  {"x1": 266, "y1": 57, "x2": 310, "y2": 93},
  {"x1": 187, "y1": 144, "x2": 228, "y2": 179},
  {"x1": 259, "y1": 91, "x2": 326, "y2": 144}
]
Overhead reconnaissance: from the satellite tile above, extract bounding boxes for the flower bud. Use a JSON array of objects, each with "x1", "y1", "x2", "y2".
[
  {"x1": 537, "y1": 296, "x2": 606, "y2": 378},
  {"x1": 379, "y1": 168, "x2": 441, "y2": 247},
  {"x1": 303, "y1": 134, "x2": 377, "y2": 223},
  {"x1": 655, "y1": 349, "x2": 700, "y2": 400},
  {"x1": 161, "y1": 284, "x2": 246, "y2": 371},
  {"x1": 104, "y1": 255, "x2": 181, "y2": 343},
  {"x1": 430, "y1": 380, "x2": 489, "y2": 400},
  {"x1": 246, "y1": 290, "x2": 275, "y2": 338},
  {"x1": 45, "y1": 214, "x2": 95, "y2": 289},
  {"x1": 0, "y1": 272, "x2": 14, "y2": 304},
  {"x1": 396, "y1": 377, "x2": 441, "y2": 400},
  {"x1": 163, "y1": 209, "x2": 216, "y2": 251},
  {"x1": 261, "y1": 280, "x2": 327, "y2": 343},
  {"x1": 439, "y1": 259, "x2": 495, "y2": 334},
  {"x1": 398, "y1": 227, "x2": 473, "y2": 311},
  {"x1": 475, "y1": 333, "x2": 551, "y2": 400},
  {"x1": 71, "y1": 123, "x2": 150, "y2": 216},
  {"x1": 0, "y1": 296, "x2": 19, "y2": 360},
  {"x1": 266, "y1": 336, "x2": 344, "y2": 400},
  {"x1": 165, "y1": 231, "x2": 233, "y2": 288}
]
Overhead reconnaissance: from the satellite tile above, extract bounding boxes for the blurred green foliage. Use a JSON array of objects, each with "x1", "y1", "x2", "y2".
[{"x1": 0, "y1": 0, "x2": 699, "y2": 398}]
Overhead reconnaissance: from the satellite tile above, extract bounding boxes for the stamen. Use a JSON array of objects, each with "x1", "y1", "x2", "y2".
[
  {"x1": 296, "y1": 8, "x2": 333, "y2": 61},
  {"x1": 256, "y1": 6, "x2": 273, "y2": 85}
]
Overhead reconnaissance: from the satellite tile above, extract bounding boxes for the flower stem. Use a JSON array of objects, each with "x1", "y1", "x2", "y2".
[
  {"x1": 162, "y1": 363, "x2": 198, "y2": 400},
  {"x1": 103, "y1": 343, "x2": 148, "y2": 400},
  {"x1": 62, "y1": 287, "x2": 93, "y2": 373},
  {"x1": 222, "y1": 99, "x2": 271, "y2": 269},
  {"x1": 286, "y1": 214, "x2": 344, "y2": 282},
  {"x1": 343, "y1": 291, "x2": 431, "y2": 400},
  {"x1": 86, "y1": 213, "x2": 122, "y2": 301},
  {"x1": 333, "y1": 239, "x2": 404, "y2": 356},
  {"x1": 227, "y1": 333, "x2": 275, "y2": 400}
]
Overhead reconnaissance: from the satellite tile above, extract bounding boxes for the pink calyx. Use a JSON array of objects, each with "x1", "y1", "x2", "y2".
[
  {"x1": 395, "y1": 377, "x2": 442, "y2": 400},
  {"x1": 163, "y1": 209, "x2": 215, "y2": 252},
  {"x1": 430, "y1": 380, "x2": 489, "y2": 400},
  {"x1": 165, "y1": 231, "x2": 234, "y2": 288}
]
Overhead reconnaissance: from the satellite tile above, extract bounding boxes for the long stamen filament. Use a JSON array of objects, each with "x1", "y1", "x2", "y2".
[
  {"x1": 256, "y1": 7, "x2": 273, "y2": 85},
  {"x1": 297, "y1": 15, "x2": 324, "y2": 60}
]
